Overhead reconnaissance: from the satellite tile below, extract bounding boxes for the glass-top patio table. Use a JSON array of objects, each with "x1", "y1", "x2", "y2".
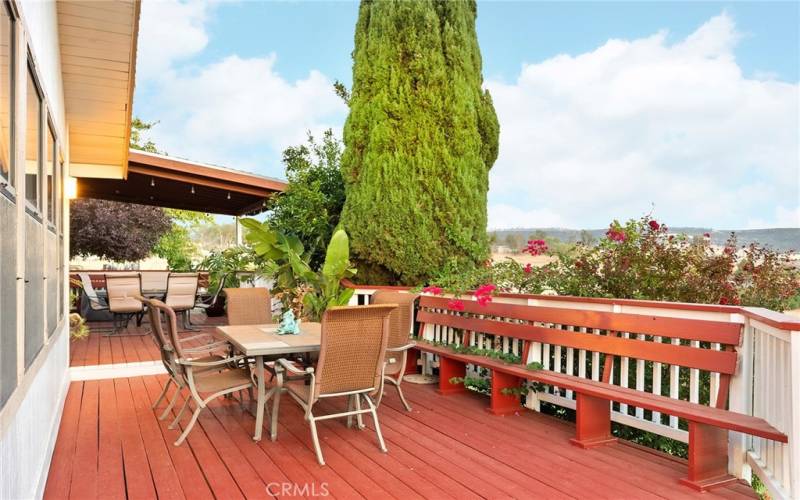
[{"x1": 215, "y1": 322, "x2": 322, "y2": 441}]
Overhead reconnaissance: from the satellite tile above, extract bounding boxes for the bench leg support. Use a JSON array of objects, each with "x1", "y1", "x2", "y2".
[
  {"x1": 487, "y1": 371, "x2": 522, "y2": 416},
  {"x1": 569, "y1": 393, "x2": 617, "y2": 449},
  {"x1": 437, "y1": 357, "x2": 467, "y2": 396},
  {"x1": 679, "y1": 422, "x2": 736, "y2": 492},
  {"x1": 405, "y1": 348, "x2": 420, "y2": 376}
]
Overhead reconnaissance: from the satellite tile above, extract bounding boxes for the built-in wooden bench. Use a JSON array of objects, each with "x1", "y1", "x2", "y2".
[{"x1": 411, "y1": 295, "x2": 787, "y2": 492}]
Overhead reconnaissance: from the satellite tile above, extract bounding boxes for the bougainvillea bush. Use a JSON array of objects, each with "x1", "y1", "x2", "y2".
[{"x1": 427, "y1": 215, "x2": 800, "y2": 312}]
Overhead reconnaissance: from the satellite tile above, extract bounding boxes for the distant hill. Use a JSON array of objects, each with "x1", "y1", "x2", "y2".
[{"x1": 490, "y1": 227, "x2": 800, "y2": 252}]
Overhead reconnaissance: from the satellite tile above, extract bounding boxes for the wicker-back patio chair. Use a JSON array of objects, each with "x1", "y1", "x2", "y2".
[
  {"x1": 149, "y1": 299, "x2": 254, "y2": 446},
  {"x1": 371, "y1": 290, "x2": 419, "y2": 411},
  {"x1": 105, "y1": 273, "x2": 145, "y2": 335},
  {"x1": 166, "y1": 272, "x2": 200, "y2": 330},
  {"x1": 275, "y1": 304, "x2": 397, "y2": 465},
  {"x1": 224, "y1": 287, "x2": 272, "y2": 325}
]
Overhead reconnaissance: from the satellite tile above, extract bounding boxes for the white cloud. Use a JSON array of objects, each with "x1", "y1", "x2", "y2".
[
  {"x1": 134, "y1": 0, "x2": 347, "y2": 175},
  {"x1": 136, "y1": 0, "x2": 211, "y2": 81},
  {"x1": 487, "y1": 13, "x2": 799, "y2": 229},
  {"x1": 150, "y1": 54, "x2": 346, "y2": 168}
]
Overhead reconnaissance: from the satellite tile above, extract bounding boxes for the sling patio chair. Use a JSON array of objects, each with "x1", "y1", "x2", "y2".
[
  {"x1": 165, "y1": 272, "x2": 200, "y2": 331},
  {"x1": 105, "y1": 273, "x2": 147, "y2": 336},
  {"x1": 194, "y1": 272, "x2": 228, "y2": 317},
  {"x1": 149, "y1": 299, "x2": 254, "y2": 446},
  {"x1": 135, "y1": 295, "x2": 231, "y2": 421},
  {"x1": 77, "y1": 273, "x2": 112, "y2": 333},
  {"x1": 224, "y1": 287, "x2": 272, "y2": 325},
  {"x1": 371, "y1": 290, "x2": 419, "y2": 411},
  {"x1": 274, "y1": 304, "x2": 397, "y2": 466}
]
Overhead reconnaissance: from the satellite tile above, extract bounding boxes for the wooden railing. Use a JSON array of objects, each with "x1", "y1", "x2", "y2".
[{"x1": 343, "y1": 282, "x2": 800, "y2": 498}]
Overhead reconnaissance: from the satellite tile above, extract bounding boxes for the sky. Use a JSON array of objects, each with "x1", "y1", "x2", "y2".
[{"x1": 133, "y1": 0, "x2": 800, "y2": 230}]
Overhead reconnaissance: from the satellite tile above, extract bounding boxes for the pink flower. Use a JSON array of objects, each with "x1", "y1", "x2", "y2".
[
  {"x1": 648, "y1": 220, "x2": 660, "y2": 231},
  {"x1": 524, "y1": 263, "x2": 533, "y2": 274},
  {"x1": 703, "y1": 232, "x2": 710, "y2": 238},
  {"x1": 476, "y1": 294, "x2": 492, "y2": 306},
  {"x1": 523, "y1": 239, "x2": 548, "y2": 256},
  {"x1": 474, "y1": 284, "x2": 496, "y2": 296},
  {"x1": 447, "y1": 299, "x2": 465, "y2": 311},
  {"x1": 422, "y1": 286, "x2": 443, "y2": 295},
  {"x1": 606, "y1": 229, "x2": 626, "y2": 242}
]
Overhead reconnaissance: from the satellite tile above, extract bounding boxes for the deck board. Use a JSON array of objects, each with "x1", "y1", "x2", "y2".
[
  {"x1": 45, "y1": 375, "x2": 756, "y2": 499},
  {"x1": 69, "y1": 315, "x2": 228, "y2": 367}
]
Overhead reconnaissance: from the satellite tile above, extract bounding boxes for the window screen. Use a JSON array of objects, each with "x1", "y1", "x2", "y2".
[{"x1": 0, "y1": 4, "x2": 13, "y2": 190}]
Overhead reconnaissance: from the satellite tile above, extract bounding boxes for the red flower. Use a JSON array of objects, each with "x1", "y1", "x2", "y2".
[
  {"x1": 523, "y1": 239, "x2": 548, "y2": 256},
  {"x1": 524, "y1": 263, "x2": 533, "y2": 274},
  {"x1": 447, "y1": 299, "x2": 465, "y2": 311},
  {"x1": 648, "y1": 220, "x2": 660, "y2": 231},
  {"x1": 703, "y1": 232, "x2": 710, "y2": 238},
  {"x1": 422, "y1": 286, "x2": 443, "y2": 295},
  {"x1": 719, "y1": 297, "x2": 729, "y2": 305},
  {"x1": 476, "y1": 295, "x2": 492, "y2": 306},
  {"x1": 724, "y1": 247, "x2": 735, "y2": 255},
  {"x1": 606, "y1": 229, "x2": 626, "y2": 242},
  {"x1": 732, "y1": 297, "x2": 741, "y2": 305},
  {"x1": 474, "y1": 284, "x2": 496, "y2": 296}
]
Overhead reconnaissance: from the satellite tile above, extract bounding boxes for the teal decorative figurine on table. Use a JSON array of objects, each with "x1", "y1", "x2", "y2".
[{"x1": 277, "y1": 309, "x2": 301, "y2": 335}]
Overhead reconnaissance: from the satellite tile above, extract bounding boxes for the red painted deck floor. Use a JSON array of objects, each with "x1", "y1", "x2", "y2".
[
  {"x1": 69, "y1": 315, "x2": 228, "y2": 368},
  {"x1": 45, "y1": 376, "x2": 756, "y2": 499}
]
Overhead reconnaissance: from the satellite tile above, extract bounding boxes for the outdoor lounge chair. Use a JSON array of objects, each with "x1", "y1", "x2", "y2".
[
  {"x1": 224, "y1": 287, "x2": 272, "y2": 325},
  {"x1": 149, "y1": 299, "x2": 254, "y2": 446},
  {"x1": 371, "y1": 290, "x2": 419, "y2": 411},
  {"x1": 194, "y1": 272, "x2": 228, "y2": 316},
  {"x1": 165, "y1": 272, "x2": 200, "y2": 330},
  {"x1": 105, "y1": 273, "x2": 146, "y2": 336},
  {"x1": 274, "y1": 304, "x2": 396, "y2": 466},
  {"x1": 77, "y1": 273, "x2": 113, "y2": 331},
  {"x1": 136, "y1": 296, "x2": 230, "y2": 421}
]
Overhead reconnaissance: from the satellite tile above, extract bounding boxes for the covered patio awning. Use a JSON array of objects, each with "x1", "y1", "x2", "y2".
[{"x1": 75, "y1": 150, "x2": 287, "y2": 216}]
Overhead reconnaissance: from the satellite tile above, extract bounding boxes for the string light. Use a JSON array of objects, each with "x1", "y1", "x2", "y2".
[
  {"x1": 227, "y1": 192, "x2": 231, "y2": 200},
  {"x1": 150, "y1": 178, "x2": 155, "y2": 187},
  {"x1": 190, "y1": 185, "x2": 195, "y2": 194}
]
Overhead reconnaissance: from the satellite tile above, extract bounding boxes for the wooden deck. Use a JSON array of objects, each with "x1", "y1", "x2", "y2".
[
  {"x1": 45, "y1": 375, "x2": 756, "y2": 499},
  {"x1": 69, "y1": 315, "x2": 228, "y2": 368}
]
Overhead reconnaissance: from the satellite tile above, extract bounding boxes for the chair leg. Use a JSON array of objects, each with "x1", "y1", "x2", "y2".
[
  {"x1": 169, "y1": 397, "x2": 191, "y2": 429},
  {"x1": 395, "y1": 382, "x2": 412, "y2": 412},
  {"x1": 364, "y1": 394, "x2": 387, "y2": 453},
  {"x1": 346, "y1": 395, "x2": 355, "y2": 428},
  {"x1": 354, "y1": 394, "x2": 365, "y2": 430},
  {"x1": 308, "y1": 414, "x2": 325, "y2": 466},
  {"x1": 160, "y1": 388, "x2": 182, "y2": 420},
  {"x1": 175, "y1": 406, "x2": 203, "y2": 446},
  {"x1": 152, "y1": 378, "x2": 172, "y2": 409}
]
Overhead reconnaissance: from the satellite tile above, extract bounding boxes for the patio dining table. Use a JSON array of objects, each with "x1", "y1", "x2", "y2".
[{"x1": 215, "y1": 322, "x2": 322, "y2": 441}]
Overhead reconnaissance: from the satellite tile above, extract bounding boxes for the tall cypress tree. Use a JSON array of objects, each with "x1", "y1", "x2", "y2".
[{"x1": 340, "y1": 0, "x2": 499, "y2": 285}]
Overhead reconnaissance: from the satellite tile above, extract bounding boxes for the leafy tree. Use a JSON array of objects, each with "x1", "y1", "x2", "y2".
[
  {"x1": 130, "y1": 117, "x2": 162, "y2": 154},
  {"x1": 69, "y1": 199, "x2": 172, "y2": 262},
  {"x1": 340, "y1": 0, "x2": 499, "y2": 285},
  {"x1": 152, "y1": 209, "x2": 213, "y2": 270},
  {"x1": 266, "y1": 129, "x2": 345, "y2": 269}
]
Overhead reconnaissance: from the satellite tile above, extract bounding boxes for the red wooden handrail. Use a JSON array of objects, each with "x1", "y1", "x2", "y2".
[{"x1": 341, "y1": 279, "x2": 800, "y2": 331}]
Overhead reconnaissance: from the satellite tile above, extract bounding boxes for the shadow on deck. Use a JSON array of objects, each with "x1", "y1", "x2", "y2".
[{"x1": 44, "y1": 376, "x2": 756, "y2": 499}]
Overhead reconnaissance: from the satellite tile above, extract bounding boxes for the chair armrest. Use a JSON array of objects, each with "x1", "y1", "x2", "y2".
[
  {"x1": 179, "y1": 355, "x2": 246, "y2": 367},
  {"x1": 387, "y1": 342, "x2": 416, "y2": 352},
  {"x1": 183, "y1": 340, "x2": 229, "y2": 354},
  {"x1": 276, "y1": 358, "x2": 314, "y2": 375},
  {"x1": 179, "y1": 333, "x2": 216, "y2": 344}
]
